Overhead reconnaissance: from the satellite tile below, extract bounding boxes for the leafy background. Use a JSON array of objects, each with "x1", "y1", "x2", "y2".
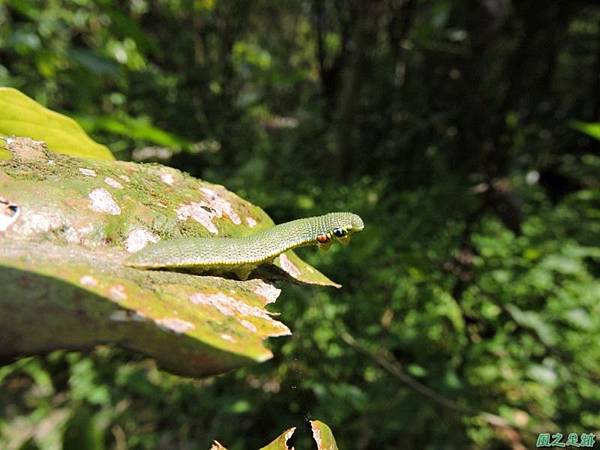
[{"x1": 1, "y1": 0, "x2": 599, "y2": 449}]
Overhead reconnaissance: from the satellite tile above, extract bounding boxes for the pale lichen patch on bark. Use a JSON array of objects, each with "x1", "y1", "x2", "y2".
[
  {"x1": 155, "y1": 317, "x2": 194, "y2": 334},
  {"x1": 248, "y1": 280, "x2": 281, "y2": 304},
  {"x1": 189, "y1": 292, "x2": 291, "y2": 337},
  {"x1": 220, "y1": 333, "x2": 235, "y2": 342},
  {"x1": 64, "y1": 224, "x2": 95, "y2": 244},
  {"x1": 19, "y1": 211, "x2": 63, "y2": 235},
  {"x1": 109, "y1": 284, "x2": 127, "y2": 301},
  {"x1": 89, "y1": 188, "x2": 121, "y2": 215},
  {"x1": 190, "y1": 292, "x2": 271, "y2": 320},
  {"x1": 159, "y1": 171, "x2": 175, "y2": 185},
  {"x1": 240, "y1": 320, "x2": 257, "y2": 332},
  {"x1": 200, "y1": 187, "x2": 241, "y2": 225},
  {"x1": 125, "y1": 228, "x2": 160, "y2": 252},
  {"x1": 79, "y1": 168, "x2": 97, "y2": 177},
  {"x1": 109, "y1": 310, "x2": 147, "y2": 322},
  {"x1": 176, "y1": 202, "x2": 219, "y2": 234},
  {"x1": 104, "y1": 177, "x2": 123, "y2": 189},
  {"x1": 79, "y1": 275, "x2": 98, "y2": 287}
]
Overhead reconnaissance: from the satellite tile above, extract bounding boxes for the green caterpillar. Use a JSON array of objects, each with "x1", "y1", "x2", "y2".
[{"x1": 125, "y1": 212, "x2": 364, "y2": 280}]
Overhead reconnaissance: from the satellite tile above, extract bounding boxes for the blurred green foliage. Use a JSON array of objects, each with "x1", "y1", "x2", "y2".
[{"x1": 1, "y1": 0, "x2": 599, "y2": 449}]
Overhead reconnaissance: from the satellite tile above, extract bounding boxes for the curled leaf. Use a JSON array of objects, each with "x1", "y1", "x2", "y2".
[
  {"x1": 310, "y1": 420, "x2": 339, "y2": 450},
  {"x1": 0, "y1": 87, "x2": 114, "y2": 160}
]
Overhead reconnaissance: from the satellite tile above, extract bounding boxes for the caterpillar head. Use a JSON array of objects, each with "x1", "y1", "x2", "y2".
[{"x1": 316, "y1": 212, "x2": 364, "y2": 250}]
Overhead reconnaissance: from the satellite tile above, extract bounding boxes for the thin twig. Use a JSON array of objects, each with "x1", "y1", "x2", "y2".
[{"x1": 340, "y1": 329, "x2": 520, "y2": 433}]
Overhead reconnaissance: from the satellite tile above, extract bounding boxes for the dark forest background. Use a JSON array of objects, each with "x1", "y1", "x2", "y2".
[{"x1": 1, "y1": 1, "x2": 599, "y2": 449}]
